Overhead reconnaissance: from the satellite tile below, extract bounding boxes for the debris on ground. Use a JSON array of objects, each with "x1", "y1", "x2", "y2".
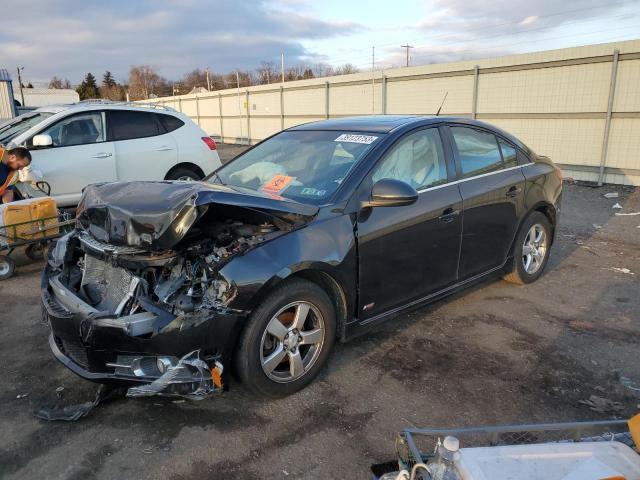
[
  {"x1": 615, "y1": 211, "x2": 640, "y2": 216},
  {"x1": 35, "y1": 385, "x2": 124, "y2": 422},
  {"x1": 55, "y1": 386, "x2": 64, "y2": 398},
  {"x1": 621, "y1": 377, "x2": 640, "y2": 395},
  {"x1": 592, "y1": 224, "x2": 602, "y2": 230},
  {"x1": 604, "y1": 192, "x2": 619, "y2": 198},
  {"x1": 578, "y1": 395, "x2": 625, "y2": 414},
  {"x1": 612, "y1": 203, "x2": 623, "y2": 209},
  {"x1": 16, "y1": 393, "x2": 29, "y2": 399},
  {"x1": 605, "y1": 267, "x2": 635, "y2": 275}
]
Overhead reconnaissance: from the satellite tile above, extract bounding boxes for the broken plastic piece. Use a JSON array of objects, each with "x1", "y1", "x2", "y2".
[
  {"x1": 603, "y1": 192, "x2": 619, "y2": 198},
  {"x1": 126, "y1": 350, "x2": 222, "y2": 400},
  {"x1": 612, "y1": 203, "x2": 623, "y2": 209},
  {"x1": 35, "y1": 384, "x2": 123, "y2": 421},
  {"x1": 615, "y1": 211, "x2": 640, "y2": 216}
]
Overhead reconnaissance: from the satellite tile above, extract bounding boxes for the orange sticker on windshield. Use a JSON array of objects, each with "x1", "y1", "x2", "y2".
[{"x1": 262, "y1": 175, "x2": 295, "y2": 193}]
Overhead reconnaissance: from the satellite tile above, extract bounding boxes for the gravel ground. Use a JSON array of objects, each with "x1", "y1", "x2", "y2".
[{"x1": 1, "y1": 147, "x2": 638, "y2": 479}]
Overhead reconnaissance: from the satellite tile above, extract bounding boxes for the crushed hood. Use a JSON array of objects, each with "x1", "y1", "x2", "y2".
[{"x1": 76, "y1": 181, "x2": 319, "y2": 250}]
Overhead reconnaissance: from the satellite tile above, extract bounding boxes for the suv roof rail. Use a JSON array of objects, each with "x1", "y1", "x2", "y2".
[{"x1": 74, "y1": 99, "x2": 177, "y2": 112}]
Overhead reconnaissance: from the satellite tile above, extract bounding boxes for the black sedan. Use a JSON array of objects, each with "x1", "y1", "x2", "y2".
[{"x1": 42, "y1": 116, "x2": 562, "y2": 397}]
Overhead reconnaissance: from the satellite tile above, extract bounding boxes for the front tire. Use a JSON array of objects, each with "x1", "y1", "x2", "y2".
[
  {"x1": 235, "y1": 278, "x2": 336, "y2": 397},
  {"x1": 504, "y1": 211, "x2": 552, "y2": 285}
]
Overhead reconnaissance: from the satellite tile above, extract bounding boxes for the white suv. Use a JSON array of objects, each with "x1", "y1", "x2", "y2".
[{"x1": 0, "y1": 101, "x2": 221, "y2": 206}]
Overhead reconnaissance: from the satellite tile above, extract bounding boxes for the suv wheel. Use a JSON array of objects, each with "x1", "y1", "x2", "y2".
[
  {"x1": 235, "y1": 279, "x2": 336, "y2": 397},
  {"x1": 166, "y1": 166, "x2": 201, "y2": 181},
  {"x1": 504, "y1": 211, "x2": 552, "y2": 285}
]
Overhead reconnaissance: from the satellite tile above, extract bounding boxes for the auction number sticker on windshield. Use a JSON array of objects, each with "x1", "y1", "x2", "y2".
[
  {"x1": 262, "y1": 174, "x2": 295, "y2": 194},
  {"x1": 334, "y1": 134, "x2": 378, "y2": 144}
]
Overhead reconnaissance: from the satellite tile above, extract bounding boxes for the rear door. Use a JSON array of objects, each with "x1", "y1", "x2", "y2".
[
  {"x1": 446, "y1": 125, "x2": 526, "y2": 279},
  {"x1": 29, "y1": 110, "x2": 116, "y2": 206},
  {"x1": 357, "y1": 126, "x2": 463, "y2": 319},
  {"x1": 108, "y1": 110, "x2": 178, "y2": 181}
]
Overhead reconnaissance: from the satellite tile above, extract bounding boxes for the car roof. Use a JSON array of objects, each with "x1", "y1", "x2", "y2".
[
  {"x1": 288, "y1": 115, "x2": 528, "y2": 150},
  {"x1": 32, "y1": 101, "x2": 179, "y2": 116}
]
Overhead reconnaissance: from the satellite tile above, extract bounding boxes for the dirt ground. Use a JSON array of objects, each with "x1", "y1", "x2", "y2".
[{"x1": 1, "y1": 146, "x2": 639, "y2": 479}]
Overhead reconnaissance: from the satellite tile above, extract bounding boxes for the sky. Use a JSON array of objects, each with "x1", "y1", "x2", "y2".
[{"x1": 1, "y1": 0, "x2": 639, "y2": 86}]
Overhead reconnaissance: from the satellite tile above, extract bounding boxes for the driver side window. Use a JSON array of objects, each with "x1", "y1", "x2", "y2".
[
  {"x1": 39, "y1": 112, "x2": 106, "y2": 147},
  {"x1": 372, "y1": 128, "x2": 447, "y2": 190}
]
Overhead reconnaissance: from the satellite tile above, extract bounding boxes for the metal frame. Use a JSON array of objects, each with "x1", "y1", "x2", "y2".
[{"x1": 0, "y1": 213, "x2": 74, "y2": 252}]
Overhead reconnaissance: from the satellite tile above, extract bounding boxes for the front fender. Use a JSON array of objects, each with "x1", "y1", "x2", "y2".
[{"x1": 219, "y1": 213, "x2": 357, "y2": 315}]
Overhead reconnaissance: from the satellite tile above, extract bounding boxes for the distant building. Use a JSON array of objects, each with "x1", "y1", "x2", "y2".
[
  {"x1": 188, "y1": 86, "x2": 209, "y2": 95},
  {"x1": 0, "y1": 69, "x2": 17, "y2": 120},
  {"x1": 12, "y1": 87, "x2": 79, "y2": 108}
]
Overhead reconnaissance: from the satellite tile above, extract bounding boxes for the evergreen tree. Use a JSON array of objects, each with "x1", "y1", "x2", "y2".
[
  {"x1": 102, "y1": 71, "x2": 116, "y2": 88},
  {"x1": 76, "y1": 72, "x2": 99, "y2": 100}
]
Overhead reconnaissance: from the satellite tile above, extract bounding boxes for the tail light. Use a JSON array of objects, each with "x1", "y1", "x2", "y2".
[{"x1": 201, "y1": 137, "x2": 217, "y2": 150}]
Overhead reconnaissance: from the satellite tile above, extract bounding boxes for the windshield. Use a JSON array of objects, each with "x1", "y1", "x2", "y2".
[
  {"x1": 212, "y1": 130, "x2": 382, "y2": 204},
  {"x1": 0, "y1": 112, "x2": 54, "y2": 145}
]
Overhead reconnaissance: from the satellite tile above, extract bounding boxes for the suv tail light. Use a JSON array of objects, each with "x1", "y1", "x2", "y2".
[{"x1": 201, "y1": 137, "x2": 217, "y2": 150}]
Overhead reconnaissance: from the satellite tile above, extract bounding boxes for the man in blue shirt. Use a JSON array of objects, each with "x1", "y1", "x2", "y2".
[{"x1": 0, "y1": 147, "x2": 32, "y2": 203}]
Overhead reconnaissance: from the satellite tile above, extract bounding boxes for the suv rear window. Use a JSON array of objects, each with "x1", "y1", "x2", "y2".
[
  {"x1": 157, "y1": 114, "x2": 184, "y2": 133},
  {"x1": 109, "y1": 110, "x2": 162, "y2": 141}
]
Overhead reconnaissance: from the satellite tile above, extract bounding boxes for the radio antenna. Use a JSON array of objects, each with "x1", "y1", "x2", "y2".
[{"x1": 435, "y1": 91, "x2": 448, "y2": 116}]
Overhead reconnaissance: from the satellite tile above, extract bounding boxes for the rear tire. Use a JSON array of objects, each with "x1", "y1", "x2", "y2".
[
  {"x1": 165, "y1": 166, "x2": 202, "y2": 181},
  {"x1": 0, "y1": 255, "x2": 16, "y2": 280},
  {"x1": 235, "y1": 278, "x2": 336, "y2": 397},
  {"x1": 25, "y1": 243, "x2": 45, "y2": 261},
  {"x1": 503, "y1": 211, "x2": 552, "y2": 285}
]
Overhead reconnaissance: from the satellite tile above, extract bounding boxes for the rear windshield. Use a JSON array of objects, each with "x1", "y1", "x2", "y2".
[
  {"x1": 211, "y1": 130, "x2": 382, "y2": 204},
  {"x1": 0, "y1": 112, "x2": 54, "y2": 145}
]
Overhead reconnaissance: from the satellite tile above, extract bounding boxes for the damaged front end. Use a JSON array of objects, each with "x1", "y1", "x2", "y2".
[{"x1": 42, "y1": 181, "x2": 316, "y2": 398}]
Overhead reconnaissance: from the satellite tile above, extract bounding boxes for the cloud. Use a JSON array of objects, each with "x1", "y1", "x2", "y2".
[
  {"x1": 0, "y1": 0, "x2": 363, "y2": 84},
  {"x1": 519, "y1": 16, "x2": 539, "y2": 26}
]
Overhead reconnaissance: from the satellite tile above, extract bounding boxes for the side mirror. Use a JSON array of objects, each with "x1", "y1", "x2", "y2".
[
  {"x1": 364, "y1": 179, "x2": 418, "y2": 208},
  {"x1": 32, "y1": 134, "x2": 53, "y2": 148}
]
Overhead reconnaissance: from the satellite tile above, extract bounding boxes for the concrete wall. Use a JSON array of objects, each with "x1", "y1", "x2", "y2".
[{"x1": 141, "y1": 39, "x2": 640, "y2": 186}]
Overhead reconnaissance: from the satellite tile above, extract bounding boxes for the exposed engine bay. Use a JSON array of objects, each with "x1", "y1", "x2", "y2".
[{"x1": 51, "y1": 213, "x2": 282, "y2": 323}]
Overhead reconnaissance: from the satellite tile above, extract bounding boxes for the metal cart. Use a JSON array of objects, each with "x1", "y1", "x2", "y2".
[
  {"x1": 395, "y1": 419, "x2": 634, "y2": 476},
  {"x1": 0, "y1": 210, "x2": 75, "y2": 280}
]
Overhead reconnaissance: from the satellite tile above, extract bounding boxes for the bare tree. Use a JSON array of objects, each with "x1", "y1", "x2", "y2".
[
  {"x1": 312, "y1": 63, "x2": 335, "y2": 78},
  {"x1": 256, "y1": 62, "x2": 278, "y2": 85},
  {"x1": 180, "y1": 69, "x2": 209, "y2": 92},
  {"x1": 128, "y1": 65, "x2": 167, "y2": 100},
  {"x1": 49, "y1": 76, "x2": 72, "y2": 89},
  {"x1": 334, "y1": 63, "x2": 359, "y2": 75}
]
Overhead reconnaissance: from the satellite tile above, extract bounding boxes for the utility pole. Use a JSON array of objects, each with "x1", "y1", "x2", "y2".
[
  {"x1": 205, "y1": 67, "x2": 211, "y2": 91},
  {"x1": 371, "y1": 46, "x2": 375, "y2": 113},
  {"x1": 401, "y1": 44, "x2": 414, "y2": 67},
  {"x1": 281, "y1": 53, "x2": 285, "y2": 83},
  {"x1": 16, "y1": 66, "x2": 25, "y2": 106},
  {"x1": 236, "y1": 71, "x2": 244, "y2": 142}
]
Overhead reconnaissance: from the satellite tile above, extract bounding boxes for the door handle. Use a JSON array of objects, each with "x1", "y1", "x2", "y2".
[
  {"x1": 91, "y1": 152, "x2": 113, "y2": 158},
  {"x1": 506, "y1": 186, "x2": 522, "y2": 198},
  {"x1": 155, "y1": 145, "x2": 174, "y2": 151},
  {"x1": 439, "y1": 208, "x2": 460, "y2": 223}
]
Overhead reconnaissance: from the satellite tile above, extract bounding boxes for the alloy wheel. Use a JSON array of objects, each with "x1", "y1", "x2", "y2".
[
  {"x1": 522, "y1": 223, "x2": 548, "y2": 275},
  {"x1": 260, "y1": 301, "x2": 325, "y2": 383}
]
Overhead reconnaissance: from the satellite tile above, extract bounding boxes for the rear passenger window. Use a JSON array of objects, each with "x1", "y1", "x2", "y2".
[
  {"x1": 451, "y1": 127, "x2": 503, "y2": 178},
  {"x1": 157, "y1": 114, "x2": 184, "y2": 133},
  {"x1": 110, "y1": 111, "x2": 161, "y2": 141},
  {"x1": 498, "y1": 140, "x2": 518, "y2": 168}
]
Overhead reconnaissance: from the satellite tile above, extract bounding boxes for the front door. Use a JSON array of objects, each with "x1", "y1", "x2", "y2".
[
  {"x1": 357, "y1": 127, "x2": 463, "y2": 320},
  {"x1": 30, "y1": 111, "x2": 117, "y2": 206},
  {"x1": 447, "y1": 125, "x2": 526, "y2": 279}
]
